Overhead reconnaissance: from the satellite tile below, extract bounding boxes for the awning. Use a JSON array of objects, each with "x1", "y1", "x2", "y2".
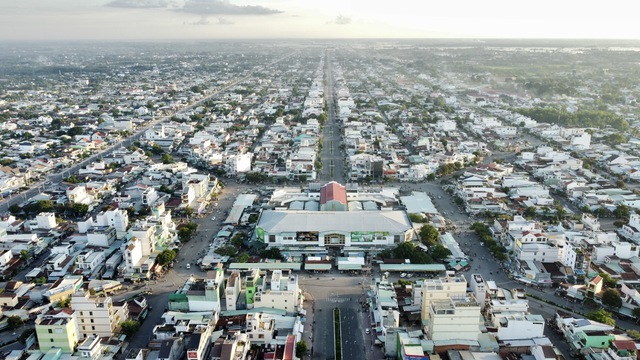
[
  {"x1": 305, "y1": 263, "x2": 331, "y2": 271},
  {"x1": 338, "y1": 264, "x2": 363, "y2": 271}
]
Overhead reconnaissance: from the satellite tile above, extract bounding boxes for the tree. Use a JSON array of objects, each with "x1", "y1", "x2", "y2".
[
  {"x1": 419, "y1": 224, "x2": 440, "y2": 245},
  {"x1": 408, "y1": 213, "x2": 426, "y2": 223},
  {"x1": 20, "y1": 250, "x2": 29, "y2": 261},
  {"x1": 120, "y1": 320, "x2": 140, "y2": 337},
  {"x1": 231, "y1": 233, "x2": 244, "y2": 247},
  {"x1": 8, "y1": 204, "x2": 21, "y2": 216},
  {"x1": 633, "y1": 307, "x2": 640, "y2": 322},
  {"x1": 178, "y1": 221, "x2": 198, "y2": 242},
  {"x1": 598, "y1": 272, "x2": 618, "y2": 288},
  {"x1": 260, "y1": 248, "x2": 283, "y2": 260},
  {"x1": 215, "y1": 245, "x2": 238, "y2": 257},
  {"x1": 627, "y1": 329, "x2": 640, "y2": 340},
  {"x1": 295, "y1": 341, "x2": 308, "y2": 358},
  {"x1": 57, "y1": 298, "x2": 71, "y2": 308},
  {"x1": 382, "y1": 242, "x2": 433, "y2": 264},
  {"x1": 161, "y1": 153, "x2": 174, "y2": 164},
  {"x1": 150, "y1": 143, "x2": 164, "y2": 155},
  {"x1": 586, "y1": 309, "x2": 616, "y2": 327},
  {"x1": 7, "y1": 315, "x2": 23, "y2": 330},
  {"x1": 429, "y1": 244, "x2": 452, "y2": 262},
  {"x1": 614, "y1": 205, "x2": 631, "y2": 220},
  {"x1": 156, "y1": 249, "x2": 177, "y2": 266},
  {"x1": 66, "y1": 127, "x2": 83, "y2": 136},
  {"x1": 601, "y1": 288, "x2": 622, "y2": 309},
  {"x1": 236, "y1": 252, "x2": 249, "y2": 263}
]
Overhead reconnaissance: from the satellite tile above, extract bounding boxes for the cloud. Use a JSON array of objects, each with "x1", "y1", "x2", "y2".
[
  {"x1": 184, "y1": 16, "x2": 212, "y2": 25},
  {"x1": 106, "y1": 0, "x2": 175, "y2": 8},
  {"x1": 217, "y1": 17, "x2": 235, "y2": 25},
  {"x1": 183, "y1": 16, "x2": 235, "y2": 25},
  {"x1": 334, "y1": 14, "x2": 351, "y2": 25},
  {"x1": 180, "y1": 0, "x2": 282, "y2": 15}
]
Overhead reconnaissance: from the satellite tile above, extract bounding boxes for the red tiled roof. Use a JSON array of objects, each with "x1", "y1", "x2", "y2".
[
  {"x1": 613, "y1": 340, "x2": 637, "y2": 351},
  {"x1": 283, "y1": 335, "x2": 295, "y2": 360},
  {"x1": 320, "y1": 181, "x2": 346, "y2": 205}
]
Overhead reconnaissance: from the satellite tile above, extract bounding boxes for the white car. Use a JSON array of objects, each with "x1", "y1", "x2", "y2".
[
  {"x1": 365, "y1": 329, "x2": 370, "y2": 334},
  {"x1": 400, "y1": 273, "x2": 407, "y2": 278},
  {"x1": 186, "y1": 263, "x2": 191, "y2": 269},
  {"x1": 211, "y1": 216, "x2": 216, "y2": 221}
]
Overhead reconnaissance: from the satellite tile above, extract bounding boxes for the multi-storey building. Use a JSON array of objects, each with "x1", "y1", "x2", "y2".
[
  {"x1": 35, "y1": 308, "x2": 79, "y2": 353},
  {"x1": 71, "y1": 291, "x2": 127, "y2": 339}
]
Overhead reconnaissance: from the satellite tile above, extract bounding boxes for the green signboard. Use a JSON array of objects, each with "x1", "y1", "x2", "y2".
[{"x1": 351, "y1": 231, "x2": 389, "y2": 242}]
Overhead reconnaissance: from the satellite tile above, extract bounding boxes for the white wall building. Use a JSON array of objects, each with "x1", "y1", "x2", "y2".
[
  {"x1": 36, "y1": 212, "x2": 57, "y2": 230},
  {"x1": 253, "y1": 270, "x2": 301, "y2": 315},
  {"x1": 71, "y1": 291, "x2": 126, "y2": 339}
]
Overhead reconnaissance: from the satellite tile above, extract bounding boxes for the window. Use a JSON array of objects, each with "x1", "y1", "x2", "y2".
[
  {"x1": 83, "y1": 326, "x2": 86, "y2": 330},
  {"x1": 92, "y1": 326, "x2": 95, "y2": 330},
  {"x1": 89, "y1": 312, "x2": 93, "y2": 316},
  {"x1": 48, "y1": 329, "x2": 53, "y2": 334},
  {"x1": 269, "y1": 235, "x2": 275, "y2": 243},
  {"x1": 51, "y1": 339, "x2": 54, "y2": 342},
  {"x1": 90, "y1": 319, "x2": 94, "y2": 323}
]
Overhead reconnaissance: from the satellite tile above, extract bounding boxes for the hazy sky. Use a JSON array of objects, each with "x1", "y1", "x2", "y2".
[{"x1": 0, "y1": 0, "x2": 639, "y2": 40}]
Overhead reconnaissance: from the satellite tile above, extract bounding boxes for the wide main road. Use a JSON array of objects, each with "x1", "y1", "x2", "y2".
[
  {"x1": 0, "y1": 54, "x2": 294, "y2": 213},
  {"x1": 318, "y1": 51, "x2": 345, "y2": 184},
  {"x1": 301, "y1": 274, "x2": 383, "y2": 360}
]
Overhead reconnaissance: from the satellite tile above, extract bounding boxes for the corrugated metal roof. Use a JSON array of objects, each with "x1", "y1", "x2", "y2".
[
  {"x1": 305, "y1": 263, "x2": 331, "y2": 270},
  {"x1": 258, "y1": 210, "x2": 412, "y2": 233}
]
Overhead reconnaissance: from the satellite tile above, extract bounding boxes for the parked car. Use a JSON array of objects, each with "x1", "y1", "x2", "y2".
[
  {"x1": 400, "y1": 273, "x2": 407, "y2": 278},
  {"x1": 186, "y1": 263, "x2": 191, "y2": 269}
]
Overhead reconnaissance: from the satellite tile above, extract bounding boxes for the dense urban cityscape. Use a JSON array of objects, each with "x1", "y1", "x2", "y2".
[{"x1": 1, "y1": 39, "x2": 640, "y2": 360}]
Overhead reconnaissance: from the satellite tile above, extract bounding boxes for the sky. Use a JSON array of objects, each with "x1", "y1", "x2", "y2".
[{"x1": 0, "y1": 0, "x2": 639, "y2": 41}]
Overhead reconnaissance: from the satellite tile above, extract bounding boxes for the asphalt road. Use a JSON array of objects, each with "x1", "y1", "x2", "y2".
[
  {"x1": 300, "y1": 273, "x2": 383, "y2": 360},
  {"x1": 319, "y1": 52, "x2": 345, "y2": 184}
]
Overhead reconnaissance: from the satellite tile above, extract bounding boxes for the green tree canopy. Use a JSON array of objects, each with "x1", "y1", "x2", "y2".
[
  {"x1": 601, "y1": 288, "x2": 622, "y2": 309},
  {"x1": 408, "y1": 213, "x2": 426, "y2": 223},
  {"x1": 120, "y1": 320, "x2": 140, "y2": 337},
  {"x1": 295, "y1": 341, "x2": 308, "y2": 358},
  {"x1": 215, "y1": 245, "x2": 238, "y2": 257},
  {"x1": 7, "y1": 315, "x2": 23, "y2": 330},
  {"x1": 614, "y1": 205, "x2": 631, "y2": 220},
  {"x1": 379, "y1": 242, "x2": 433, "y2": 264},
  {"x1": 419, "y1": 224, "x2": 440, "y2": 245},
  {"x1": 429, "y1": 244, "x2": 452, "y2": 262},
  {"x1": 260, "y1": 248, "x2": 283, "y2": 260},
  {"x1": 586, "y1": 309, "x2": 616, "y2": 327},
  {"x1": 156, "y1": 249, "x2": 177, "y2": 266}
]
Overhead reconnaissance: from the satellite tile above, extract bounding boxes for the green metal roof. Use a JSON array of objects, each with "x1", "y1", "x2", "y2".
[
  {"x1": 338, "y1": 264, "x2": 363, "y2": 270},
  {"x1": 379, "y1": 264, "x2": 446, "y2": 272},
  {"x1": 305, "y1": 263, "x2": 332, "y2": 270},
  {"x1": 228, "y1": 262, "x2": 302, "y2": 270}
]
